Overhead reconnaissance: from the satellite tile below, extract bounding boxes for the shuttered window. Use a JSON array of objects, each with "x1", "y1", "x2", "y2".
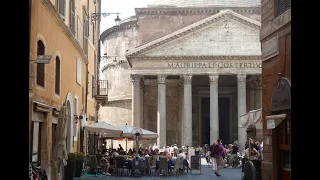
[
  {"x1": 83, "y1": 16, "x2": 89, "y2": 57},
  {"x1": 77, "y1": 17, "x2": 83, "y2": 46},
  {"x1": 51, "y1": 124, "x2": 57, "y2": 156},
  {"x1": 275, "y1": 0, "x2": 291, "y2": 17},
  {"x1": 55, "y1": 56, "x2": 60, "y2": 95},
  {"x1": 36, "y1": 40, "x2": 45, "y2": 87},
  {"x1": 69, "y1": 0, "x2": 75, "y2": 35},
  {"x1": 76, "y1": 59, "x2": 82, "y2": 85},
  {"x1": 92, "y1": 74, "x2": 95, "y2": 98},
  {"x1": 55, "y1": 0, "x2": 66, "y2": 20}
]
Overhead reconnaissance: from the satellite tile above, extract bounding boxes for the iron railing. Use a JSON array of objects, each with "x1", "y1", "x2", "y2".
[{"x1": 97, "y1": 80, "x2": 108, "y2": 96}]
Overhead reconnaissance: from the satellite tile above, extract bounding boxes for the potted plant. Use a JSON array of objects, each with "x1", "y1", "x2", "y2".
[
  {"x1": 64, "y1": 153, "x2": 77, "y2": 180},
  {"x1": 74, "y1": 152, "x2": 85, "y2": 177}
]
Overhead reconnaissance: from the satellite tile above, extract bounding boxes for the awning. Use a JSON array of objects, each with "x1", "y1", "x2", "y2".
[
  {"x1": 240, "y1": 109, "x2": 262, "y2": 128},
  {"x1": 265, "y1": 114, "x2": 287, "y2": 129}
]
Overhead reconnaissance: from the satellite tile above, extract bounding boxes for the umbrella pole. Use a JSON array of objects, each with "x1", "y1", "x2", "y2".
[{"x1": 126, "y1": 138, "x2": 128, "y2": 153}]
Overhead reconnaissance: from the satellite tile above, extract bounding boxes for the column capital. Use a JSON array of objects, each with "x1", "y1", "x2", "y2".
[
  {"x1": 181, "y1": 75, "x2": 193, "y2": 84},
  {"x1": 237, "y1": 74, "x2": 247, "y2": 84},
  {"x1": 208, "y1": 74, "x2": 219, "y2": 85},
  {"x1": 131, "y1": 74, "x2": 141, "y2": 85},
  {"x1": 157, "y1": 75, "x2": 167, "y2": 84}
]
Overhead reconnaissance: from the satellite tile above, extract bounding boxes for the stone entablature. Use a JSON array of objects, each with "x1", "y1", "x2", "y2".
[{"x1": 131, "y1": 59, "x2": 261, "y2": 75}]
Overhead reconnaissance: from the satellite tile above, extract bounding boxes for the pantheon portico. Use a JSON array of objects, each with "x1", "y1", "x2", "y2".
[{"x1": 125, "y1": 9, "x2": 262, "y2": 152}]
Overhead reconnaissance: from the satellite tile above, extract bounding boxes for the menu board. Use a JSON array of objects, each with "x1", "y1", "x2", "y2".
[{"x1": 191, "y1": 155, "x2": 201, "y2": 170}]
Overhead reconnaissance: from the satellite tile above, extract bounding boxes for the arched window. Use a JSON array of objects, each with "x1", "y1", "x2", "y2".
[
  {"x1": 36, "y1": 40, "x2": 45, "y2": 87},
  {"x1": 55, "y1": 56, "x2": 60, "y2": 95}
]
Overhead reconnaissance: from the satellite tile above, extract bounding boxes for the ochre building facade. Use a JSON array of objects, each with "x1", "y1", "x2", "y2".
[{"x1": 29, "y1": 0, "x2": 101, "y2": 179}]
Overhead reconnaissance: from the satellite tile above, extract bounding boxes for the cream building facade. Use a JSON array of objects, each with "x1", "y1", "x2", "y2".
[{"x1": 100, "y1": 0, "x2": 262, "y2": 152}]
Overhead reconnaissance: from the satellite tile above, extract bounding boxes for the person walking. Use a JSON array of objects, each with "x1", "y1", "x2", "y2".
[
  {"x1": 209, "y1": 141, "x2": 217, "y2": 171},
  {"x1": 212, "y1": 138, "x2": 226, "y2": 177}
]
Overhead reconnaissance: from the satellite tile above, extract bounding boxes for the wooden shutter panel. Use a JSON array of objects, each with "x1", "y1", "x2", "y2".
[
  {"x1": 58, "y1": 0, "x2": 65, "y2": 19},
  {"x1": 77, "y1": 59, "x2": 82, "y2": 85},
  {"x1": 70, "y1": 0, "x2": 75, "y2": 35},
  {"x1": 83, "y1": 19, "x2": 89, "y2": 56}
]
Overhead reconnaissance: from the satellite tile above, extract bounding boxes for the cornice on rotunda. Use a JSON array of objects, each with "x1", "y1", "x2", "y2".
[
  {"x1": 101, "y1": 60, "x2": 128, "y2": 73},
  {"x1": 100, "y1": 18, "x2": 139, "y2": 42},
  {"x1": 125, "y1": 9, "x2": 261, "y2": 65}
]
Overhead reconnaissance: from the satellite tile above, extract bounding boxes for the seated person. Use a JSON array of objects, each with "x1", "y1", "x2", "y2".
[
  {"x1": 177, "y1": 149, "x2": 190, "y2": 170},
  {"x1": 99, "y1": 154, "x2": 111, "y2": 175},
  {"x1": 112, "y1": 149, "x2": 119, "y2": 159}
]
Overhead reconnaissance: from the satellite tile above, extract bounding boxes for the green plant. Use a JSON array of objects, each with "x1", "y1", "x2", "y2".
[
  {"x1": 74, "y1": 152, "x2": 85, "y2": 160},
  {"x1": 68, "y1": 153, "x2": 77, "y2": 161}
]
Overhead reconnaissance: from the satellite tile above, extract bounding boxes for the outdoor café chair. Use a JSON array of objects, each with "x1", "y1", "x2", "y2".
[{"x1": 88, "y1": 155, "x2": 103, "y2": 175}]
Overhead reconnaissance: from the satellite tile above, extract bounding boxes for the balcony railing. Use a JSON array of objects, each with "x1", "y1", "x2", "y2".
[{"x1": 97, "y1": 80, "x2": 108, "y2": 96}]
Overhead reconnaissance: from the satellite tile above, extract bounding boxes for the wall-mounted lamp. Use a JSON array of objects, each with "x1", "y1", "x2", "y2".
[
  {"x1": 114, "y1": 15, "x2": 121, "y2": 26},
  {"x1": 91, "y1": 12, "x2": 121, "y2": 25}
]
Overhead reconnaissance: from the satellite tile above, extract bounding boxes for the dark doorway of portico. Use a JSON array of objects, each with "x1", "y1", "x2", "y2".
[
  {"x1": 201, "y1": 97, "x2": 231, "y2": 146},
  {"x1": 201, "y1": 98, "x2": 210, "y2": 146},
  {"x1": 219, "y1": 97, "x2": 230, "y2": 145}
]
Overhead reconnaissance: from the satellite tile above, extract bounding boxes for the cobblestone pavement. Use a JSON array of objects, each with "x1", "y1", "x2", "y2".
[{"x1": 75, "y1": 158, "x2": 242, "y2": 180}]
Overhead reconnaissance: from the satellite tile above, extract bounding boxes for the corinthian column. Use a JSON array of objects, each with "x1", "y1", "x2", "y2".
[
  {"x1": 131, "y1": 74, "x2": 141, "y2": 127},
  {"x1": 209, "y1": 74, "x2": 219, "y2": 144},
  {"x1": 237, "y1": 74, "x2": 247, "y2": 152},
  {"x1": 157, "y1": 75, "x2": 167, "y2": 148},
  {"x1": 182, "y1": 75, "x2": 193, "y2": 146}
]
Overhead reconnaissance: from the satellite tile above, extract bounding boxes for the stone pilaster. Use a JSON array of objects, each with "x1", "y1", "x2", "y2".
[
  {"x1": 157, "y1": 75, "x2": 167, "y2": 148},
  {"x1": 208, "y1": 74, "x2": 219, "y2": 144},
  {"x1": 237, "y1": 74, "x2": 247, "y2": 152},
  {"x1": 182, "y1": 75, "x2": 193, "y2": 146}
]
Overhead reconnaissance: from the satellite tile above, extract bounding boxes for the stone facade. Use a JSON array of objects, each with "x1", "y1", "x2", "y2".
[
  {"x1": 100, "y1": 1, "x2": 263, "y2": 151},
  {"x1": 260, "y1": 0, "x2": 291, "y2": 179}
]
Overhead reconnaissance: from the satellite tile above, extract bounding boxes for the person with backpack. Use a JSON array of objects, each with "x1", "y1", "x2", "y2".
[
  {"x1": 209, "y1": 141, "x2": 217, "y2": 171},
  {"x1": 212, "y1": 138, "x2": 226, "y2": 177}
]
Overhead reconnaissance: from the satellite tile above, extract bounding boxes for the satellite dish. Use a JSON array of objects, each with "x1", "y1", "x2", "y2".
[{"x1": 246, "y1": 124, "x2": 257, "y2": 139}]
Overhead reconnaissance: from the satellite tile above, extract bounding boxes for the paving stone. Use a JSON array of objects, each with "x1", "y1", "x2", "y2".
[{"x1": 75, "y1": 158, "x2": 242, "y2": 180}]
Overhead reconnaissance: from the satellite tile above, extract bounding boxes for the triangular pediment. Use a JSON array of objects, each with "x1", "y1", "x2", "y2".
[{"x1": 125, "y1": 9, "x2": 261, "y2": 60}]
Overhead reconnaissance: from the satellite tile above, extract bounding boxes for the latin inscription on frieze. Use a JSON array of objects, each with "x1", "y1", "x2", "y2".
[{"x1": 167, "y1": 62, "x2": 262, "y2": 69}]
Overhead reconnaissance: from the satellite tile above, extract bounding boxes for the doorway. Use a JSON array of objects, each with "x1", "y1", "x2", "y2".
[
  {"x1": 218, "y1": 97, "x2": 230, "y2": 144},
  {"x1": 201, "y1": 98, "x2": 210, "y2": 146}
]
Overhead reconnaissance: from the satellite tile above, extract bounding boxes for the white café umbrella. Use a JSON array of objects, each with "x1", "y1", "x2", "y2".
[
  {"x1": 85, "y1": 121, "x2": 123, "y2": 138},
  {"x1": 52, "y1": 103, "x2": 68, "y2": 180},
  {"x1": 117, "y1": 123, "x2": 158, "y2": 152}
]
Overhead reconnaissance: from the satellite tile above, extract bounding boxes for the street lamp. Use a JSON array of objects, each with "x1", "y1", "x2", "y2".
[{"x1": 91, "y1": 12, "x2": 121, "y2": 25}]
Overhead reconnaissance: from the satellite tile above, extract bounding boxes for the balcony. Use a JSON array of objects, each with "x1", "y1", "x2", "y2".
[{"x1": 94, "y1": 80, "x2": 108, "y2": 103}]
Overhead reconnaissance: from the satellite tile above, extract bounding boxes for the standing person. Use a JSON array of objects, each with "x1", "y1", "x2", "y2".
[
  {"x1": 256, "y1": 141, "x2": 263, "y2": 160},
  {"x1": 212, "y1": 138, "x2": 226, "y2": 177},
  {"x1": 209, "y1": 141, "x2": 217, "y2": 171}
]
